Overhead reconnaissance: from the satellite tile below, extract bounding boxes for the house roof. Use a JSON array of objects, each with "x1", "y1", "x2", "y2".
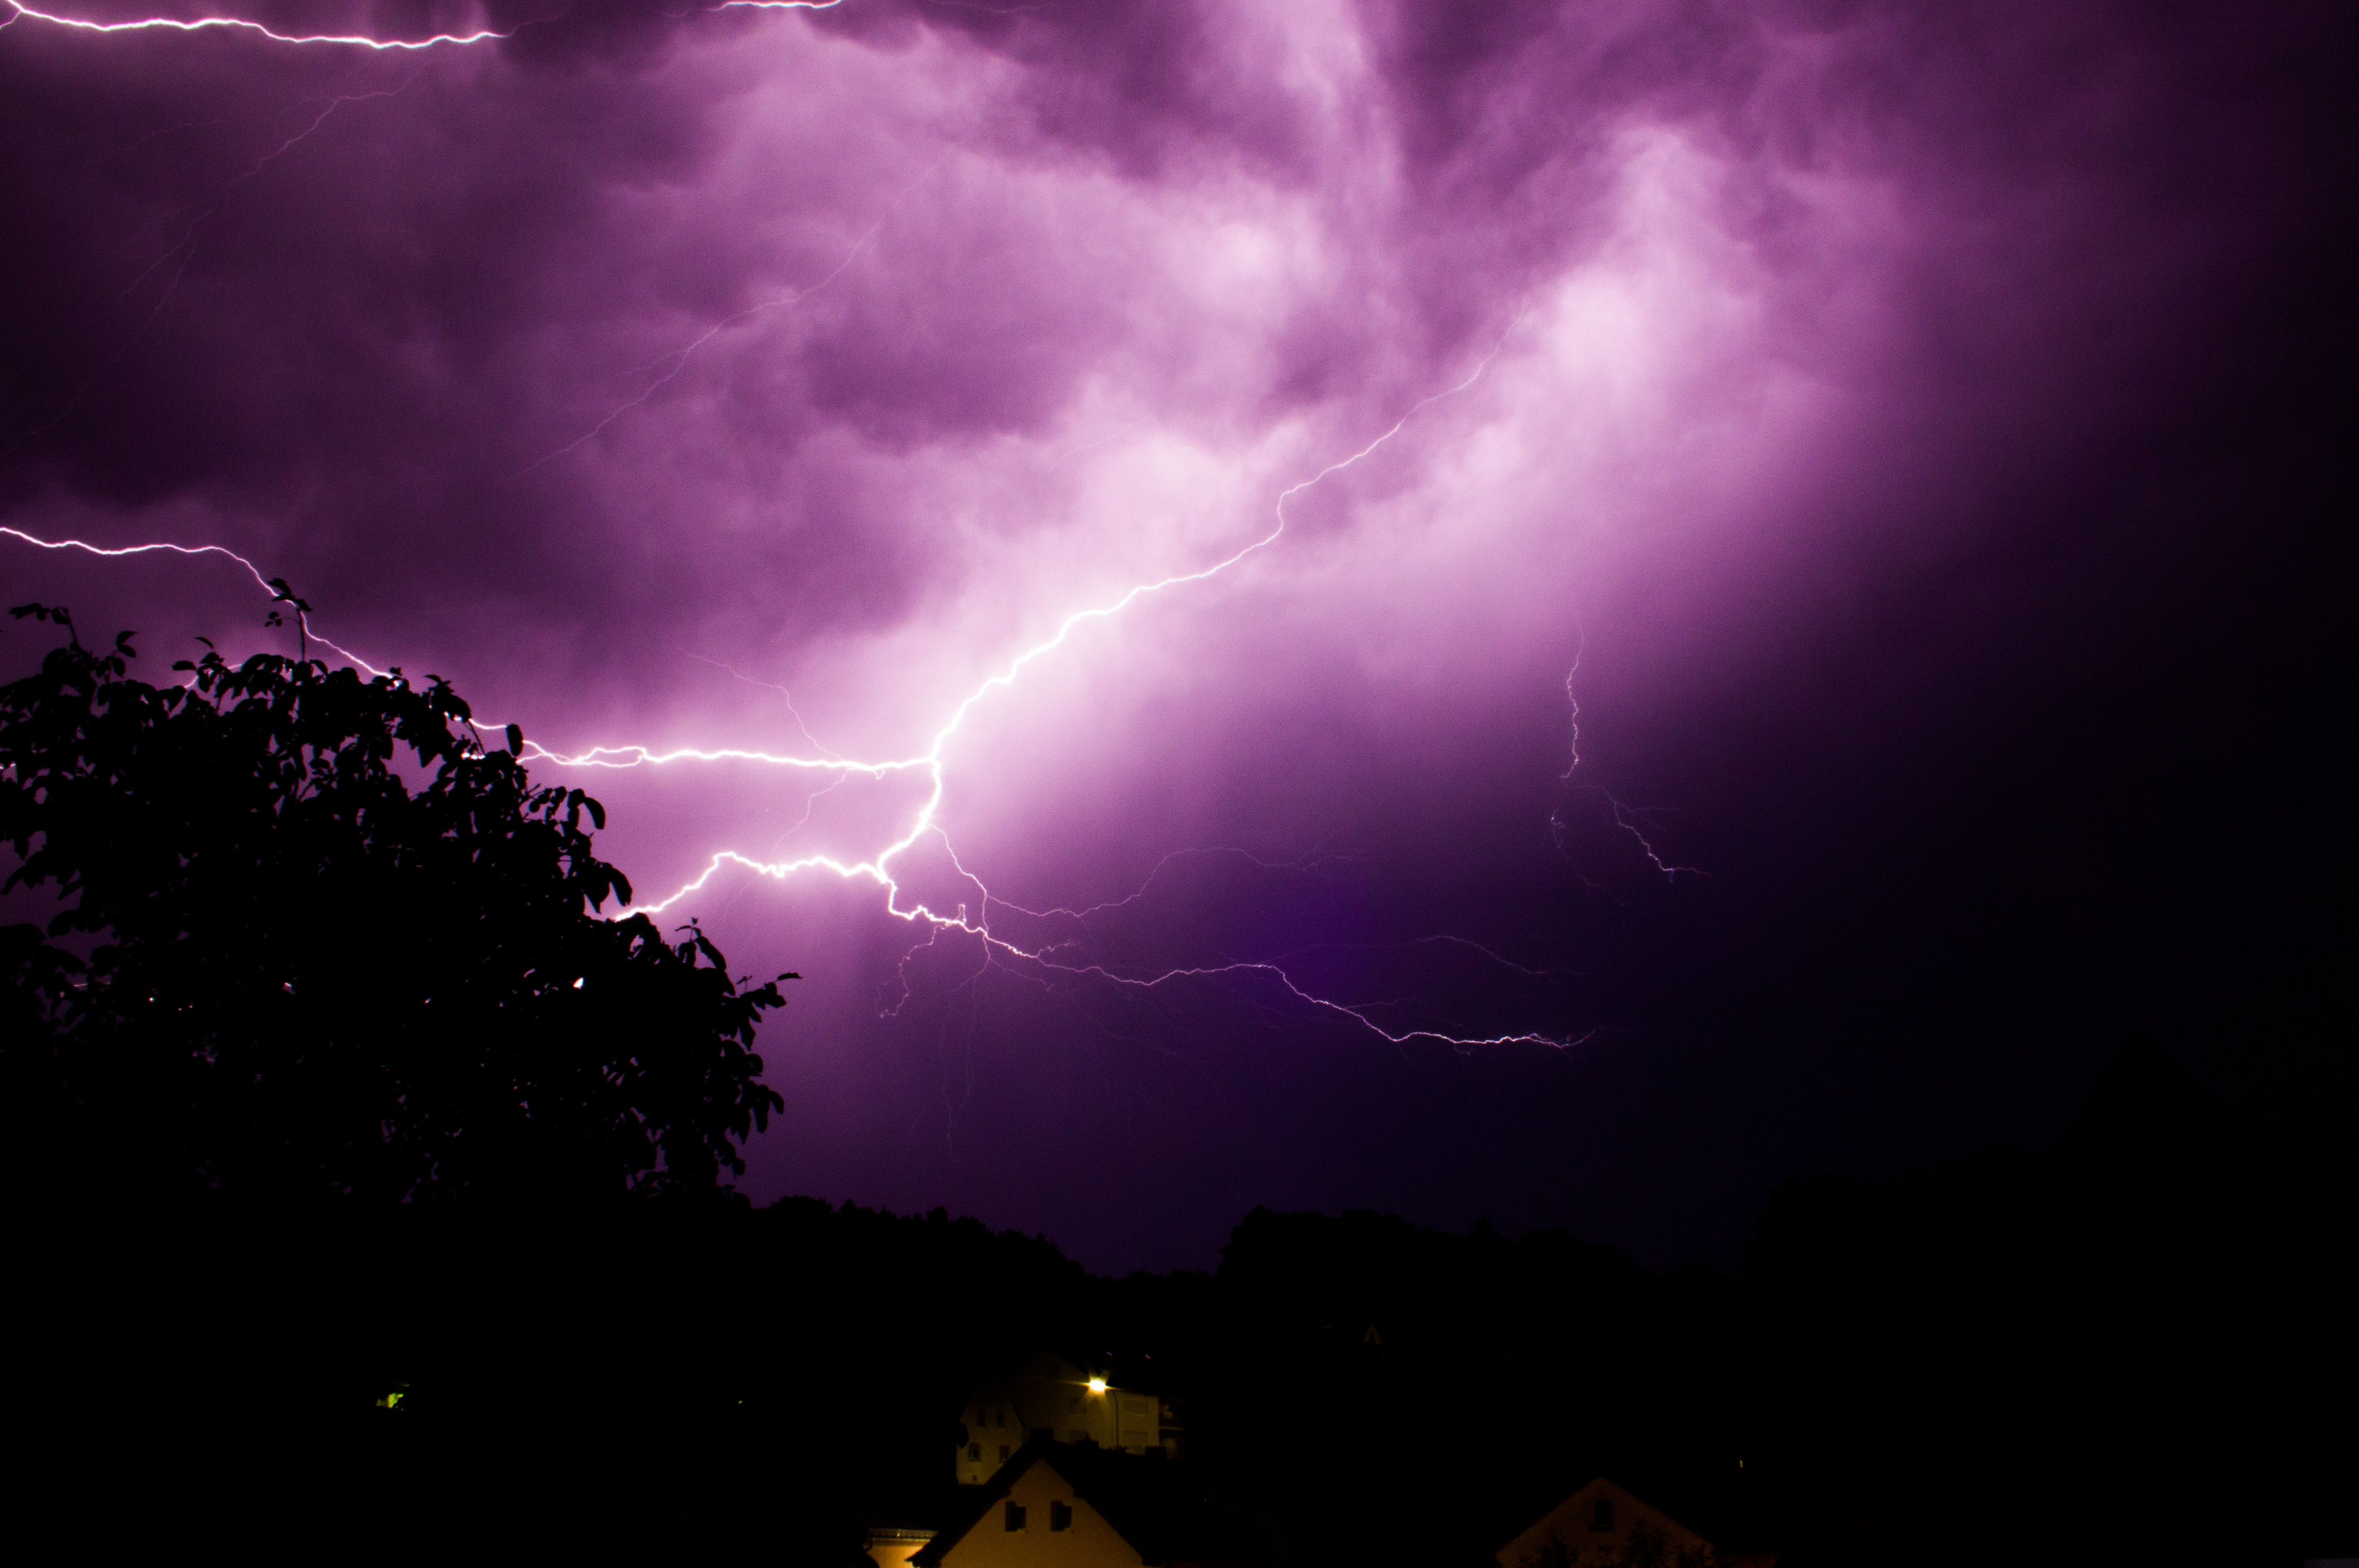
[
  {"x1": 1496, "y1": 1464, "x2": 1777, "y2": 1560},
  {"x1": 912, "y1": 1438, "x2": 1242, "y2": 1568}
]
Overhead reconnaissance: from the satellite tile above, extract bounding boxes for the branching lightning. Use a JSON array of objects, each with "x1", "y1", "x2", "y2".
[
  {"x1": 522, "y1": 332, "x2": 1595, "y2": 1051},
  {"x1": 0, "y1": 9, "x2": 1640, "y2": 1058},
  {"x1": 0, "y1": 525, "x2": 386, "y2": 673},
  {"x1": 0, "y1": 0, "x2": 841, "y2": 51},
  {"x1": 515, "y1": 183, "x2": 912, "y2": 474},
  {"x1": 0, "y1": 1, "x2": 507, "y2": 47},
  {"x1": 4, "y1": 81, "x2": 415, "y2": 450},
  {"x1": 2, "y1": 333, "x2": 1591, "y2": 1052},
  {"x1": 1552, "y1": 641, "x2": 1703, "y2": 883}
]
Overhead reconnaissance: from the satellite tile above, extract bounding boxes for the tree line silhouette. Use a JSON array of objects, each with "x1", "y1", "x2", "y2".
[{"x1": 3, "y1": 609, "x2": 2349, "y2": 1565}]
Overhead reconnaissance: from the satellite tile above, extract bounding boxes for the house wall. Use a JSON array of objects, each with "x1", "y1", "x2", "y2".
[
  {"x1": 939, "y1": 1462, "x2": 1147, "y2": 1568},
  {"x1": 959, "y1": 1355, "x2": 1164, "y2": 1484},
  {"x1": 1028, "y1": 1357, "x2": 1120, "y2": 1450},
  {"x1": 866, "y1": 1528, "x2": 937, "y2": 1568},
  {"x1": 1115, "y1": 1392, "x2": 1160, "y2": 1452},
  {"x1": 961, "y1": 1381, "x2": 1030, "y2": 1485}
]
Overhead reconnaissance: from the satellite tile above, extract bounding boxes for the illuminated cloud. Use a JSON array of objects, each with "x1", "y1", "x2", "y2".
[{"x1": 3, "y1": 0, "x2": 2347, "y2": 1265}]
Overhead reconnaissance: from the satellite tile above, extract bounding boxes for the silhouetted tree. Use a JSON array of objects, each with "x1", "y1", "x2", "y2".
[{"x1": 0, "y1": 606, "x2": 792, "y2": 1208}]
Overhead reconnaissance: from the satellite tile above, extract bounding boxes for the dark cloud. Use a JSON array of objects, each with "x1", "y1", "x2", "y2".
[{"x1": 1, "y1": 0, "x2": 2349, "y2": 1268}]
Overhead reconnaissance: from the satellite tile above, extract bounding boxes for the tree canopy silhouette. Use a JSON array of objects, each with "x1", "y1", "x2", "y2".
[{"x1": 0, "y1": 606, "x2": 792, "y2": 1208}]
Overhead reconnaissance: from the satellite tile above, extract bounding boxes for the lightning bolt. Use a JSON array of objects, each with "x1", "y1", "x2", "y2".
[
  {"x1": 0, "y1": 0, "x2": 512, "y2": 47},
  {"x1": 1553, "y1": 641, "x2": 1704, "y2": 883},
  {"x1": 0, "y1": 0, "x2": 842, "y2": 51},
  {"x1": 676, "y1": 650, "x2": 843, "y2": 762},
  {"x1": 516, "y1": 161, "x2": 937, "y2": 475},
  {"x1": 2, "y1": 11, "x2": 1610, "y2": 1049},
  {"x1": 563, "y1": 338, "x2": 1516, "y2": 899},
  {"x1": 4, "y1": 81, "x2": 416, "y2": 450},
  {"x1": 3, "y1": 327, "x2": 1598, "y2": 1051},
  {"x1": 0, "y1": 525, "x2": 387, "y2": 673},
  {"x1": 534, "y1": 330, "x2": 1597, "y2": 1051}
]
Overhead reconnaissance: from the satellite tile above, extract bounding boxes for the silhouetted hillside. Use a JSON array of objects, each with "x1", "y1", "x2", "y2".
[
  {"x1": 1748, "y1": 1038, "x2": 2354, "y2": 1567},
  {"x1": 11, "y1": 1038, "x2": 2350, "y2": 1564}
]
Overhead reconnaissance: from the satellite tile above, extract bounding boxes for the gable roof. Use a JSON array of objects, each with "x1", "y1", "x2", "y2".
[
  {"x1": 1499, "y1": 1476, "x2": 1714, "y2": 1567},
  {"x1": 1495, "y1": 1458, "x2": 1782, "y2": 1561},
  {"x1": 913, "y1": 1438, "x2": 1242, "y2": 1567}
]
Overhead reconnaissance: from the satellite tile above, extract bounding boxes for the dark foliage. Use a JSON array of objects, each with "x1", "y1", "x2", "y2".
[
  {"x1": 8, "y1": 1195, "x2": 1102, "y2": 1560},
  {"x1": 10, "y1": 1047, "x2": 2353, "y2": 1565},
  {"x1": 1176, "y1": 1207, "x2": 1754, "y2": 1566},
  {"x1": 1741, "y1": 1040, "x2": 2357, "y2": 1568},
  {"x1": 0, "y1": 606, "x2": 791, "y2": 1207},
  {"x1": 4, "y1": 708, "x2": 2349, "y2": 1568}
]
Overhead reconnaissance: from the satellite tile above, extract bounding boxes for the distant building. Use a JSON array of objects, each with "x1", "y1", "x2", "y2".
[
  {"x1": 1499, "y1": 1477, "x2": 1771, "y2": 1568},
  {"x1": 958, "y1": 1352, "x2": 1174, "y2": 1485},
  {"x1": 865, "y1": 1525, "x2": 938, "y2": 1568},
  {"x1": 914, "y1": 1438, "x2": 1244, "y2": 1568}
]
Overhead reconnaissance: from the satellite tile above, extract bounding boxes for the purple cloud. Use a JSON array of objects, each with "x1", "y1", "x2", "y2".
[{"x1": 4, "y1": 0, "x2": 2349, "y2": 1268}]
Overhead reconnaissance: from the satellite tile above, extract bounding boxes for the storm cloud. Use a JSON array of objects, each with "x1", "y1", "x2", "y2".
[{"x1": 4, "y1": 0, "x2": 2350, "y2": 1268}]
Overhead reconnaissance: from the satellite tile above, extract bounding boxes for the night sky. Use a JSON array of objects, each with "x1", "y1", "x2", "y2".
[{"x1": 3, "y1": 0, "x2": 2350, "y2": 1273}]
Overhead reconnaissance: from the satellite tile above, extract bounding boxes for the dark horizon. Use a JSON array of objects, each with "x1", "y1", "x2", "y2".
[{"x1": 12, "y1": 1029, "x2": 2342, "y2": 1564}]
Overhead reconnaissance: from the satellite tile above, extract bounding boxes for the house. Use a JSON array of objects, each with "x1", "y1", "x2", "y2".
[
  {"x1": 866, "y1": 1525, "x2": 939, "y2": 1568},
  {"x1": 958, "y1": 1352, "x2": 1173, "y2": 1485},
  {"x1": 912, "y1": 1438, "x2": 1245, "y2": 1568},
  {"x1": 1498, "y1": 1477, "x2": 1762, "y2": 1568}
]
